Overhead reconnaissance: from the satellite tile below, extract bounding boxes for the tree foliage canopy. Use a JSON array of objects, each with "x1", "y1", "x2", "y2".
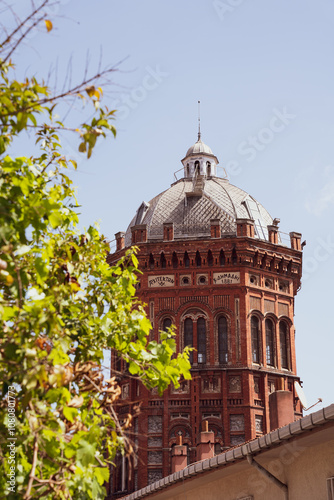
[{"x1": 0, "y1": 3, "x2": 191, "y2": 499}]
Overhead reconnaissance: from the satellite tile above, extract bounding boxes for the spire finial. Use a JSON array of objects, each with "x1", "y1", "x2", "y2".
[{"x1": 198, "y1": 100, "x2": 201, "y2": 141}]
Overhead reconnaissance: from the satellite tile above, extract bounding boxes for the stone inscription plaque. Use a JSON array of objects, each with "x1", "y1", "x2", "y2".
[
  {"x1": 148, "y1": 275, "x2": 175, "y2": 288},
  {"x1": 213, "y1": 272, "x2": 240, "y2": 285}
]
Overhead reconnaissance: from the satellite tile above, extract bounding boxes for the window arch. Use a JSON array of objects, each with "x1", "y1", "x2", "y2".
[
  {"x1": 218, "y1": 316, "x2": 228, "y2": 364},
  {"x1": 163, "y1": 317, "x2": 172, "y2": 332},
  {"x1": 195, "y1": 251, "x2": 201, "y2": 267},
  {"x1": 232, "y1": 248, "x2": 237, "y2": 265},
  {"x1": 172, "y1": 251, "x2": 178, "y2": 269},
  {"x1": 251, "y1": 316, "x2": 261, "y2": 364},
  {"x1": 194, "y1": 160, "x2": 200, "y2": 175},
  {"x1": 160, "y1": 252, "x2": 166, "y2": 269},
  {"x1": 184, "y1": 318, "x2": 193, "y2": 364},
  {"x1": 265, "y1": 319, "x2": 275, "y2": 366},
  {"x1": 184, "y1": 251, "x2": 190, "y2": 268},
  {"x1": 279, "y1": 321, "x2": 289, "y2": 369},
  {"x1": 186, "y1": 164, "x2": 190, "y2": 177},
  {"x1": 219, "y1": 249, "x2": 225, "y2": 266},
  {"x1": 207, "y1": 250, "x2": 214, "y2": 266},
  {"x1": 197, "y1": 318, "x2": 206, "y2": 364},
  {"x1": 206, "y1": 162, "x2": 211, "y2": 176}
]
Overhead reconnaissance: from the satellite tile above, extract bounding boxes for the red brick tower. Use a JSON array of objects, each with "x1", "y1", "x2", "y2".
[{"x1": 107, "y1": 134, "x2": 303, "y2": 497}]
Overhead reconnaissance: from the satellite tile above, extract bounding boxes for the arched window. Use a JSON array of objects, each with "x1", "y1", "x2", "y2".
[
  {"x1": 195, "y1": 251, "x2": 201, "y2": 267},
  {"x1": 172, "y1": 252, "x2": 178, "y2": 269},
  {"x1": 149, "y1": 253, "x2": 154, "y2": 270},
  {"x1": 218, "y1": 316, "x2": 228, "y2": 364},
  {"x1": 184, "y1": 318, "x2": 193, "y2": 364},
  {"x1": 206, "y1": 162, "x2": 211, "y2": 176},
  {"x1": 197, "y1": 318, "x2": 206, "y2": 364},
  {"x1": 186, "y1": 164, "x2": 190, "y2": 177},
  {"x1": 279, "y1": 321, "x2": 289, "y2": 369},
  {"x1": 207, "y1": 250, "x2": 214, "y2": 266},
  {"x1": 251, "y1": 316, "x2": 260, "y2": 364},
  {"x1": 184, "y1": 251, "x2": 190, "y2": 268},
  {"x1": 163, "y1": 317, "x2": 172, "y2": 332},
  {"x1": 261, "y1": 253, "x2": 267, "y2": 269},
  {"x1": 160, "y1": 252, "x2": 166, "y2": 269},
  {"x1": 219, "y1": 249, "x2": 225, "y2": 266},
  {"x1": 265, "y1": 319, "x2": 275, "y2": 366},
  {"x1": 232, "y1": 248, "x2": 237, "y2": 265},
  {"x1": 194, "y1": 161, "x2": 200, "y2": 175}
]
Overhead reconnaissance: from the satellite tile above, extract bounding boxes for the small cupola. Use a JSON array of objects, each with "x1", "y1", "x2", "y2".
[{"x1": 181, "y1": 136, "x2": 219, "y2": 179}]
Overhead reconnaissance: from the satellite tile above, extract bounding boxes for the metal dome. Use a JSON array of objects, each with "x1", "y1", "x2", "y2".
[
  {"x1": 185, "y1": 138, "x2": 214, "y2": 157},
  {"x1": 124, "y1": 177, "x2": 273, "y2": 247}
]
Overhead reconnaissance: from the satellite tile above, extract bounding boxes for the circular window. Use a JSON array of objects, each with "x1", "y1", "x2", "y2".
[
  {"x1": 250, "y1": 276, "x2": 256, "y2": 284},
  {"x1": 265, "y1": 280, "x2": 271, "y2": 288},
  {"x1": 182, "y1": 277, "x2": 190, "y2": 285},
  {"x1": 199, "y1": 276, "x2": 206, "y2": 284}
]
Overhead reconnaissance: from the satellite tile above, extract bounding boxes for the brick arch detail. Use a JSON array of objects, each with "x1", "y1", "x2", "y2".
[
  {"x1": 213, "y1": 311, "x2": 232, "y2": 365},
  {"x1": 179, "y1": 307, "x2": 210, "y2": 364}
]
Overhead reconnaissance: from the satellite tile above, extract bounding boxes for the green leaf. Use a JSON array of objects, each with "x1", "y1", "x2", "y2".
[
  {"x1": 49, "y1": 211, "x2": 63, "y2": 228},
  {"x1": 77, "y1": 440, "x2": 96, "y2": 467},
  {"x1": 95, "y1": 467, "x2": 109, "y2": 485},
  {"x1": 63, "y1": 406, "x2": 78, "y2": 423}
]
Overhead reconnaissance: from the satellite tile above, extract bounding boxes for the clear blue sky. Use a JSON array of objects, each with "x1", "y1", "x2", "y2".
[{"x1": 7, "y1": 0, "x2": 334, "y2": 411}]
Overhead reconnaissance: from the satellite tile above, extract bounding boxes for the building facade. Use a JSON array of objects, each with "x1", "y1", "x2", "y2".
[{"x1": 107, "y1": 135, "x2": 303, "y2": 497}]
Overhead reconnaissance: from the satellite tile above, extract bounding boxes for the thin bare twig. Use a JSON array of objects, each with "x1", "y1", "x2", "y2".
[
  {"x1": 0, "y1": 0, "x2": 48, "y2": 50},
  {"x1": 24, "y1": 435, "x2": 39, "y2": 499}
]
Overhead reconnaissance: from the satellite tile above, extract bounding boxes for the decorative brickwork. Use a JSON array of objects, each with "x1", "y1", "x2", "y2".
[{"x1": 106, "y1": 138, "x2": 304, "y2": 497}]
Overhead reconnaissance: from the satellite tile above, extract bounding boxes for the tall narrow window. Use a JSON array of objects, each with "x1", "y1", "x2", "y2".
[
  {"x1": 219, "y1": 249, "x2": 225, "y2": 266},
  {"x1": 184, "y1": 251, "x2": 190, "y2": 268},
  {"x1": 149, "y1": 253, "x2": 154, "y2": 270},
  {"x1": 265, "y1": 319, "x2": 275, "y2": 366},
  {"x1": 232, "y1": 248, "x2": 237, "y2": 265},
  {"x1": 195, "y1": 251, "x2": 201, "y2": 267},
  {"x1": 172, "y1": 251, "x2": 178, "y2": 269},
  {"x1": 218, "y1": 316, "x2": 228, "y2": 364},
  {"x1": 251, "y1": 316, "x2": 260, "y2": 364},
  {"x1": 207, "y1": 250, "x2": 214, "y2": 266},
  {"x1": 160, "y1": 252, "x2": 166, "y2": 269},
  {"x1": 163, "y1": 318, "x2": 172, "y2": 332},
  {"x1": 184, "y1": 318, "x2": 193, "y2": 364},
  {"x1": 280, "y1": 322, "x2": 289, "y2": 369},
  {"x1": 194, "y1": 161, "x2": 200, "y2": 175},
  {"x1": 197, "y1": 318, "x2": 206, "y2": 364},
  {"x1": 206, "y1": 162, "x2": 211, "y2": 176}
]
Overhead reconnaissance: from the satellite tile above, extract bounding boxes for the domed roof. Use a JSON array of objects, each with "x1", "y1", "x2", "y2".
[
  {"x1": 186, "y1": 138, "x2": 214, "y2": 157},
  {"x1": 124, "y1": 177, "x2": 274, "y2": 247}
]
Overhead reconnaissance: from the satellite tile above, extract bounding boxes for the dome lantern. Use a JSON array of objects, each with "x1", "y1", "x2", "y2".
[{"x1": 181, "y1": 137, "x2": 219, "y2": 179}]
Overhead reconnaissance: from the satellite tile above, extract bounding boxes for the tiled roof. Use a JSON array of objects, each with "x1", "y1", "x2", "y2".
[
  {"x1": 120, "y1": 404, "x2": 334, "y2": 500},
  {"x1": 124, "y1": 177, "x2": 273, "y2": 247}
]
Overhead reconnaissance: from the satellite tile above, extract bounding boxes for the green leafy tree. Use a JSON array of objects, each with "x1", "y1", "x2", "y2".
[{"x1": 0, "y1": 3, "x2": 191, "y2": 499}]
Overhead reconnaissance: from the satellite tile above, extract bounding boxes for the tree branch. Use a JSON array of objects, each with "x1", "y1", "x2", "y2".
[{"x1": 24, "y1": 435, "x2": 39, "y2": 499}]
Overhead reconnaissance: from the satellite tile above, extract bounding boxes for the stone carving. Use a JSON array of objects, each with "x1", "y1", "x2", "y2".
[
  {"x1": 148, "y1": 415, "x2": 163, "y2": 433},
  {"x1": 230, "y1": 434, "x2": 245, "y2": 446},
  {"x1": 230, "y1": 414, "x2": 245, "y2": 431},
  {"x1": 148, "y1": 437, "x2": 163, "y2": 448},
  {"x1": 148, "y1": 451, "x2": 163, "y2": 465},
  {"x1": 171, "y1": 380, "x2": 190, "y2": 394},
  {"x1": 255, "y1": 415, "x2": 263, "y2": 433},
  {"x1": 229, "y1": 376, "x2": 241, "y2": 393},
  {"x1": 202, "y1": 377, "x2": 221, "y2": 393},
  {"x1": 121, "y1": 383, "x2": 129, "y2": 399},
  {"x1": 147, "y1": 470, "x2": 163, "y2": 485}
]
